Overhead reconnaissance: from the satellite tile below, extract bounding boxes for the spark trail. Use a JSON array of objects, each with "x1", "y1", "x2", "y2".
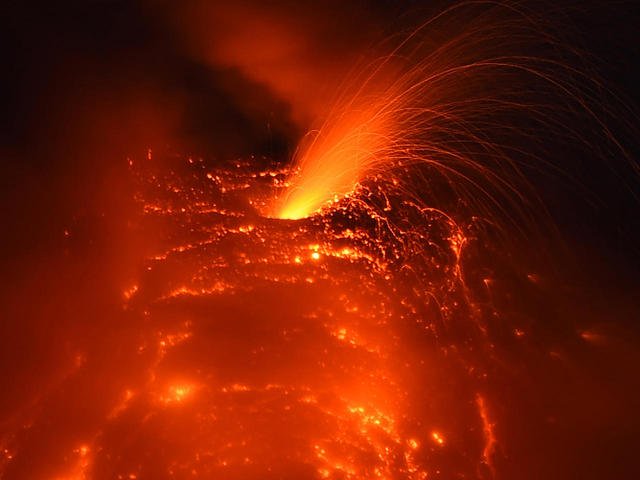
[{"x1": 273, "y1": 1, "x2": 618, "y2": 226}]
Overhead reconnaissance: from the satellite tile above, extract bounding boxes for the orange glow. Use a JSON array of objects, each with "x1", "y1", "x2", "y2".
[
  {"x1": 75, "y1": 445, "x2": 89, "y2": 457},
  {"x1": 160, "y1": 384, "x2": 195, "y2": 405},
  {"x1": 431, "y1": 431, "x2": 445, "y2": 446},
  {"x1": 122, "y1": 284, "x2": 138, "y2": 300},
  {"x1": 476, "y1": 394, "x2": 497, "y2": 472},
  {"x1": 274, "y1": 107, "x2": 394, "y2": 219},
  {"x1": 84, "y1": 152, "x2": 485, "y2": 478},
  {"x1": 4, "y1": 2, "x2": 634, "y2": 479}
]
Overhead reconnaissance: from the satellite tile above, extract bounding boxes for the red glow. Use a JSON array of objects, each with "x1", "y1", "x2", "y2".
[{"x1": 2, "y1": 2, "x2": 638, "y2": 480}]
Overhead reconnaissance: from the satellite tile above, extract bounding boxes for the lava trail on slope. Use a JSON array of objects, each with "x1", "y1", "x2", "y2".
[{"x1": 1, "y1": 153, "x2": 497, "y2": 479}]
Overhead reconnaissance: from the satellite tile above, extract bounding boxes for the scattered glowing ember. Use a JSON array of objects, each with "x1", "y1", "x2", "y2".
[
  {"x1": 75, "y1": 154, "x2": 492, "y2": 478},
  {"x1": 431, "y1": 432, "x2": 446, "y2": 446},
  {"x1": 0, "y1": 152, "x2": 496, "y2": 478}
]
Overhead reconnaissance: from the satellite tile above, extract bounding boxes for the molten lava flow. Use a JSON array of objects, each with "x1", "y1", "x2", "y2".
[
  {"x1": 119, "y1": 155, "x2": 494, "y2": 479},
  {"x1": 0, "y1": 153, "x2": 498, "y2": 479}
]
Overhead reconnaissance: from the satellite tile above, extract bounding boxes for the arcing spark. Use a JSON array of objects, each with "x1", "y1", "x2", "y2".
[{"x1": 273, "y1": 1, "x2": 627, "y2": 226}]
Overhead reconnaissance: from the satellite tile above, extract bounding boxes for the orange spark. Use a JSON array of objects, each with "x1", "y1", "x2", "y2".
[
  {"x1": 431, "y1": 431, "x2": 445, "y2": 446},
  {"x1": 476, "y1": 394, "x2": 497, "y2": 472}
]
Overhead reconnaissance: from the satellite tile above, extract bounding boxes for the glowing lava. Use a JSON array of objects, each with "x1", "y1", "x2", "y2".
[
  {"x1": 2, "y1": 3, "x2": 630, "y2": 479},
  {"x1": 0, "y1": 154, "x2": 496, "y2": 479},
  {"x1": 274, "y1": 107, "x2": 393, "y2": 219}
]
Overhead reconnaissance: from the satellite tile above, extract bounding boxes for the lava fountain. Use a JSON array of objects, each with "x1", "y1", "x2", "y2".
[{"x1": 272, "y1": 1, "x2": 617, "y2": 225}]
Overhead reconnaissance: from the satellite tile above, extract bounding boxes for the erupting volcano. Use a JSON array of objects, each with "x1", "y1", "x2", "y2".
[
  {"x1": 1, "y1": 1, "x2": 639, "y2": 480},
  {"x1": 118, "y1": 154, "x2": 495, "y2": 479}
]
